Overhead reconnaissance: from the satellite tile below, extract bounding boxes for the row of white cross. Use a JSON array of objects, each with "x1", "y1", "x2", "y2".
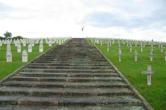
[
  {"x1": 1, "y1": 38, "x2": 68, "y2": 63},
  {"x1": 92, "y1": 39, "x2": 157, "y2": 86},
  {"x1": 117, "y1": 50, "x2": 162, "y2": 62},
  {"x1": 93, "y1": 39, "x2": 166, "y2": 62}
]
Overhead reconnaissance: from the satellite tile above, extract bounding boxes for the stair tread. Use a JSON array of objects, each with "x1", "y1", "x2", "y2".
[{"x1": 0, "y1": 95, "x2": 142, "y2": 104}]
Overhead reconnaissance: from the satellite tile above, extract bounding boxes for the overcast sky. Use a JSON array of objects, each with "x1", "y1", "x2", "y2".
[{"x1": 0, "y1": 0, "x2": 166, "y2": 41}]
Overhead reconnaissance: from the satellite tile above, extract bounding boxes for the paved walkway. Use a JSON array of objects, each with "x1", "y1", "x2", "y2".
[{"x1": 0, "y1": 38, "x2": 152, "y2": 110}]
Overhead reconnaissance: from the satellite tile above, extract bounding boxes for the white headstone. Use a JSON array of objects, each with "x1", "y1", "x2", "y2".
[
  {"x1": 32, "y1": 42, "x2": 35, "y2": 46},
  {"x1": 150, "y1": 51, "x2": 153, "y2": 62},
  {"x1": 22, "y1": 50, "x2": 28, "y2": 62},
  {"x1": 126, "y1": 42, "x2": 129, "y2": 47},
  {"x1": 7, "y1": 44, "x2": 11, "y2": 51},
  {"x1": 23, "y1": 41, "x2": 26, "y2": 47},
  {"x1": 118, "y1": 49, "x2": 122, "y2": 62},
  {"x1": 6, "y1": 51, "x2": 12, "y2": 62},
  {"x1": 134, "y1": 51, "x2": 138, "y2": 62},
  {"x1": 100, "y1": 41, "x2": 103, "y2": 46},
  {"x1": 109, "y1": 41, "x2": 112, "y2": 47},
  {"x1": 39, "y1": 43, "x2": 43, "y2": 52},
  {"x1": 140, "y1": 42, "x2": 143, "y2": 53},
  {"x1": 164, "y1": 51, "x2": 166, "y2": 61},
  {"x1": 135, "y1": 42, "x2": 138, "y2": 47},
  {"x1": 118, "y1": 43, "x2": 121, "y2": 49},
  {"x1": 48, "y1": 42, "x2": 52, "y2": 46},
  {"x1": 151, "y1": 44, "x2": 153, "y2": 52},
  {"x1": 112, "y1": 40, "x2": 115, "y2": 44},
  {"x1": 160, "y1": 45, "x2": 163, "y2": 53},
  {"x1": 143, "y1": 42, "x2": 146, "y2": 48},
  {"x1": 129, "y1": 44, "x2": 132, "y2": 53},
  {"x1": 107, "y1": 43, "x2": 110, "y2": 52},
  {"x1": 17, "y1": 44, "x2": 21, "y2": 53},
  {"x1": 28, "y1": 44, "x2": 32, "y2": 53},
  {"x1": 0, "y1": 41, "x2": 2, "y2": 46}
]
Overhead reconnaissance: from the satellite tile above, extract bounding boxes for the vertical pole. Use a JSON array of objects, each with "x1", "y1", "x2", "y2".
[
  {"x1": 119, "y1": 56, "x2": 121, "y2": 62},
  {"x1": 141, "y1": 47, "x2": 143, "y2": 53},
  {"x1": 135, "y1": 56, "x2": 137, "y2": 62},
  {"x1": 150, "y1": 56, "x2": 153, "y2": 62},
  {"x1": 147, "y1": 74, "x2": 151, "y2": 86},
  {"x1": 107, "y1": 47, "x2": 109, "y2": 52},
  {"x1": 130, "y1": 48, "x2": 132, "y2": 53}
]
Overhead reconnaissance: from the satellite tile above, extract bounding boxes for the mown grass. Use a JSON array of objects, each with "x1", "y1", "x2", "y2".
[
  {"x1": 88, "y1": 39, "x2": 166, "y2": 110},
  {"x1": 0, "y1": 40, "x2": 54, "y2": 80}
]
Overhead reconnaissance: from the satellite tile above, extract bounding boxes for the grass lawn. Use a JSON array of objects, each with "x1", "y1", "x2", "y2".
[
  {"x1": 88, "y1": 39, "x2": 166, "y2": 110},
  {"x1": 0, "y1": 40, "x2": 54, "y2": 80}
]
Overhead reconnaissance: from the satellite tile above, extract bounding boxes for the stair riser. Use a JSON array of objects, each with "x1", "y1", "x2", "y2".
[
  {"x1": 2, "y1": 84, "x2": 128, "y2": 88},
  {"x1": 0, "y1": 92, "x2": 134, "y2": 97},
  {"x1": 9, "y1": 78, "x2": 123, "y2": 82}
]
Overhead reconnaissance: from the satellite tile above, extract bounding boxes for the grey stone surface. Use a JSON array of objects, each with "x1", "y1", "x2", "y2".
[{"x1": 0, "y1": 38, "x2": 150, "y2": 110}]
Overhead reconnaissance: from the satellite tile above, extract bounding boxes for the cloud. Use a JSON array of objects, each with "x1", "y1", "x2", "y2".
[
  {"x1": 0, "y1": 2, "x2": 13, "y2": 11},
  {"x1": 82, "y1": 12, "x2": 127, "y2": 27},
  {"x1": 0, "y1": 0, "x2": 166, "y2": 41},
  {"x1": 0, "y1": 2, "x2": 14, "y2": 19},
  {"x1": 82, "y1": 0, "x2": 166, "y2": 29}
]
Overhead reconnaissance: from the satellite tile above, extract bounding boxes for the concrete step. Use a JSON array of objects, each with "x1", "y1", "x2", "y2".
[
  {"x1": 26, "y1": 65, "x2": 113, "y2": 69},
  {"x1": 31, "y1": 62, "x2": 110, "y2": 65},
  {"x1": 0, "y1": 95, "x2": 142, "y2": 106},
  {"x1": 0, "y1": 87, "x2": 134, "y2": 97},
  {"x1": 0, "y1": 105, "x2": 145, "y2": 110},
  {"x1": 34, "y1": 59, "x2": 107, "y2": 62},
  {"x1": 29, "y1": 63, "x2": 111, "y2": 66},
  {"x1": 2, "y1": 81, "x2": 128, "y2": 88},
  {"x1": 21, "y1": 68, "x2": 116, "y2": 73},
  {"x1": 18, "y1": 72, "x2": 119, "y2": 77},
  {"x1": 9, "y1": 76, "x2": 123, "y2": 82}
]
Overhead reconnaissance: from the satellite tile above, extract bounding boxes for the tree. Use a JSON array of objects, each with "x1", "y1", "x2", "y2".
[
  {"x1": 4, "y1": 31, "x2": 12, "y2": 39},
  {"x1": 0, "y1": 36, "x2": 4, "y2": 40},
  {"x1": 12, "y1": 36, "x2": 23, "y2": 40}
]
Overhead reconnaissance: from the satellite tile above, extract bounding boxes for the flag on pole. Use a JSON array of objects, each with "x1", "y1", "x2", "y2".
[{"x1": 82, "y1": 26, "x2": 84, "y2": 32}]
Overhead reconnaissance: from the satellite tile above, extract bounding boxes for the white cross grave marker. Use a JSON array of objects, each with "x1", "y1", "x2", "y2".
[
  {"x1": 130, "y1": 44, "x2": 132, "y2": 53},
  {"x1": 134, "y1": 50, "x2": 138, "y2": 62},
  {"x1": 150, "y1": 51, "x2": 153, "y2": 62},
  {"x1": 100, "y1": 41, "x2": 103, "y2": 46},
  {"x1": 7, "y1": 44, "x2": 11, "y2": 51},
  {"x1": 0, "y1": 41, "x2": 2, "y2": 46},
  {"x1": 107, "y1": 43, "x2": 110, "y2": 52},
  {"x1": 142, "y1": 65, "x2": 155, "y2": 86},
  {"x1": 118, "y1": 49, "x2": 122, "y2": 62},
  {"x1": 6, "y1": 51, "x2": 12, "y2": 62},
  {"x1": 140, "y1": 43, "x2": 143, "y2": 53},
  {"x1": 151, "y1": 44, "x2": 153, "y2": 52},
  {"x1": 23, "y1": 41, "x2": 26, "y2": 47},
  {"x1": 164, "y1": 51, "x2": 166, "y2": 61},
  {"x1": 39, "y1": 42, "x2": 43, "y2": 53},
  {"x1": 160, "y1": 45, "x2": 163, "y2": 53},
  {"x1": 28, "y1": 44, "x2": 32, "y2": 53},
  {"x1": 22, "y1": 50, "x2": 28, "y2": 62},
  {"x1": 48, "y1": 41, "x2": 52, "y2": 46},
  {"x1": 17, "y1": 44, "x2": 21, "y2": 53}
]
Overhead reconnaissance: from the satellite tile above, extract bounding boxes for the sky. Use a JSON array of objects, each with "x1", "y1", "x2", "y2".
[{"x1": 0, "y1": 0, "x2": 166, "y2": 41}]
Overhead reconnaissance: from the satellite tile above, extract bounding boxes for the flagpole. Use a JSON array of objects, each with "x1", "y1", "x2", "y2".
[{"x1": 82, "y1": 25, "x2": 84, "y2": 38}]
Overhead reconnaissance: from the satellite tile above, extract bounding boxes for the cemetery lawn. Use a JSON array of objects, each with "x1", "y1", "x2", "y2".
[
  {"x1": 0, "y1": 42, "x2": 53, "y2": 81},
  {"x1": 88, "y1": 40, "x2": 166, "y2": 110}
]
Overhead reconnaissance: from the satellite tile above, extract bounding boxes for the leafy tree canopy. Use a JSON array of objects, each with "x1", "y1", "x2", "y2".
[
  {"x1": 4, "y1": 31, "x2": 12, "y2": 39},
  {"x1": 13, "y1": 36, "x2": 23, "y2": 40}
]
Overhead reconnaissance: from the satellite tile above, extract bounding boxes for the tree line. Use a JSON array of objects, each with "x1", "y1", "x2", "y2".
[{"x1": 0, "y1": 31, "x2": 23, "y2": 40}]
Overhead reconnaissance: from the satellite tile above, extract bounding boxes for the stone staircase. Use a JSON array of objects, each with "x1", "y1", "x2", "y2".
[{"x1": 0, "y1": 38, "x2": 152, "y2": 110}]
